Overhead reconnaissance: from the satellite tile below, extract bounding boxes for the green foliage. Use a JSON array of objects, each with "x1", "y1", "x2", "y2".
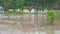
[
  {"x1": 46, "y1": 10, "x2": 57, "y2": 24},
  {"x1": 0, "y1": 0, "x2": 6, "y2": 2},
  {"x1": 56, "y1": 11, "x2": 60, "y2": 19},
  {"x1": 19, "y1": 9, "x2": 24, "y2": 14},
  {"x1": 1, "y1": 0, "x2": 60, "y2": 10}
]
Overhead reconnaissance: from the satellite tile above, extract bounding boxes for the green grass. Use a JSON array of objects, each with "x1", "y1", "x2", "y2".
[
  {"x1": 2, "y1": 10, "x2": 60, "y2": 16},
  {"x1": 4, "y1": 11, "x2": 42, "y2": 15},
  {"x1": 4, "y1": 10, "x2": 24, "y2": 15}
]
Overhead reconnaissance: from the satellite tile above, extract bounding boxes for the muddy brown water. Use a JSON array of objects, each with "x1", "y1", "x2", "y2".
[{"x1": 0, "y1": 14, "x2": 60, "y2": 34}]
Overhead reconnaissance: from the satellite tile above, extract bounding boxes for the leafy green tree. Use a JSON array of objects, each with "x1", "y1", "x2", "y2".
[{"x1": 0, "y1": 0, "x2": 60, "y2": 9}]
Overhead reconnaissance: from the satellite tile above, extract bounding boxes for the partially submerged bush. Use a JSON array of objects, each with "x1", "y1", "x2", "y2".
[{"x1": 46, "y1": 10, "x2": 57, "y2": 24}]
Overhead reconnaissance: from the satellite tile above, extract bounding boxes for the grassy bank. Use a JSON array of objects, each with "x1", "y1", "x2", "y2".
[
  {"x1": 4, "y1": 11, "x2": 42, "y2": 15},
  {"x1": 0, "y1": 10, "x2": 60, "y2": 16}
]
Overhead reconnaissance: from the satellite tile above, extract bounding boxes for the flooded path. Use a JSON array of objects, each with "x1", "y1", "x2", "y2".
[{"x1": 0, "y1": 14, "x2": 60, "y2": 34}]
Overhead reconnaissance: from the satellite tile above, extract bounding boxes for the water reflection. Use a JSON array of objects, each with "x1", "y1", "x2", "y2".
[
  {"x1": 31, "y1": 14, "x2": 34, "y2": 23},
  {"x1": 45, "y1": 26, "x2": 55, "y2": 34},
  {"x1": 0, "y1": 14, "x2": 60, "y2": 34}
]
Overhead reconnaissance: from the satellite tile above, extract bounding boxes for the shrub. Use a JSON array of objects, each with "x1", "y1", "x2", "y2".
[{"x1": 46, "y1": 10, "x2": 57, "y2": 24}]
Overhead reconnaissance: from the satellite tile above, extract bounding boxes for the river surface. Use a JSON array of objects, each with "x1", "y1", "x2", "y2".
[{"x1": 0, "y1": 14, "x2": 60, "y2": 34}]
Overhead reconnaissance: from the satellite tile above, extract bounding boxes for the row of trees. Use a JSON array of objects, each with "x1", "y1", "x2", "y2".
[{"x1": 0, "y1": 0, "x2": 60, "y2": 10}]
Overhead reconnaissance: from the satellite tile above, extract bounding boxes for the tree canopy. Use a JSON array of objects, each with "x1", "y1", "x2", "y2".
[{"x1": 0, "y1": 0, "x2": 60, "y2": 9}]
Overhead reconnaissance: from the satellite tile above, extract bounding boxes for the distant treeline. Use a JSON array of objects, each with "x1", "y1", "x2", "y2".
[{"x1": 0, "y1": 0, "x2": 60, "y2": 10}]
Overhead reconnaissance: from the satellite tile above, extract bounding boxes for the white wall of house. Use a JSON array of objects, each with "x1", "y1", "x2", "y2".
[{"x1": 23, "y1": 9, "x2": 29, "y2": 13}]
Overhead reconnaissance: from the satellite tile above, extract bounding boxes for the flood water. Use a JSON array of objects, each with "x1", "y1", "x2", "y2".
[{"x1": 0, "y1": 14, "x2": 60, "y2": 34}]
